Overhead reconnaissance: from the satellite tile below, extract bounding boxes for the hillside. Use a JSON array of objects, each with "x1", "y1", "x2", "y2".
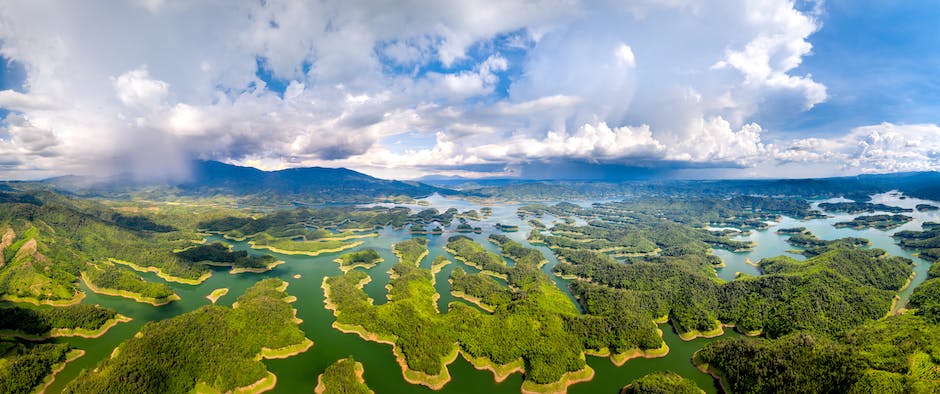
[{"x1": 46, "y1": 161, "x2": 450, "y2": 204}]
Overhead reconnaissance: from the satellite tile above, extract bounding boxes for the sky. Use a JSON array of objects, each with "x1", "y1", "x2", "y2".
[{"x1": 0, "y1": 0, "x2": 938, "y2": 181}]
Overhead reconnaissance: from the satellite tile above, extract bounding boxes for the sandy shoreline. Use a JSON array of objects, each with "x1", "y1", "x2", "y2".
[
  {"x1": 0, "y1": 291, "x2": 86, "y2": 307},
  {"x1": 49, "y1": 314, "x2": 133, "y2": 339},
  {"x1": 81, "y1": 272, "x2": 180, "y2": 306},
  {"x1": 35, "y1": 349, "x2": 85, "y2": 394},
  {"x1": 393, "y1": 247, "x2": 429, "y2": 267},
  {"x1": 334, "y1": 256, "x2": 384, "y2": 273},
  {"x1": 228, "y1": 260, "x2": 286, "y2": 274},
  {"x1": 443, "y1": 246, "x2": 508, "y2": 280},
  {"x1": 206, "y1": 288, "x2": 229, "y2": 304},
  {"x1": 250, "y1": 240, "x2": 363, "y2": 256},
  {"x1": 110, "y1": 258, "x2": 211, "y2": 285},
  {"x1": 314, "y1": 359, "x2": 373, "y2": 394}
]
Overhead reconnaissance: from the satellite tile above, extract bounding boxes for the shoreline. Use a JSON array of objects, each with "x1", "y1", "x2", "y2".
[
  {"x1": 586, "y1": 328, "x2": 670, "y2": 366},
  {"x1": 110, "y1": 258, "x2": 211, "y2": 285},
  {"x1": 461, "y1": 351, "x2": 524, "y2": 382},
  {"x1": 430, "y1": 258, "x2": 452, "y2": 276},
  {"x1": 322, "y1": 277, "x2": 458, "y2": 390},
  {"x1": 0, "y1": 291, "x2": 85, "y2": 307},
  {"x1": 317, "y1": 232, "x2": 379, "y2": 241},
  {"x1": 675, "y1": 319, "x2": 725, "y2": 341},
  {"x1": 231, "y1": 371, "x2": 277, "y2": 394},
  {"x1": 206, "y1": 288, "x2": 229, "y2": 304},
  {"x1": 449, "y1": 286, "x2": 495, "y2": 313},
  {"x1": 249, "y1": 240, "x2": 362, "y2": 256},
  {"x1": 229, "y1": 259, "x2": 286, "y2": 274},
  {"x1": 314, "y1": 359, "x2": 372, "y2": 394},
  {"x1": 258, "y1": 337, "x2": 314, "y2": 359},
  {"x1": 81, "y1": 272, "x2": 180, "y2": 306},
  {"x1": 35, "y1": 349, "x2": 85, "y2": 394},
  {"x1": 444, "y1": 246, "x2": 508, "y2": 280},
  {"x1": 334, "y1": 257, "x2": 384, "y2": 273},
  {"x1": 50, "y1": 314, "x2": 133, "y2": 339},
  {"x1": 520, "y1": 365, "x2": 595, "y2": 394},
  {"x1": 691, "y1": 349, "x2": 732, "y2": 394},
  {"x1": 393, "y1": 247, "x2": 429, "y2": 267}
]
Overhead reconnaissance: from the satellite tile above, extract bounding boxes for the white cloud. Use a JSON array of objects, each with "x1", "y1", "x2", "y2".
[
  {"x1": 776, "y1": 123, "x2": 940, "y2": 173},
  {"x1": 113, "y1": 67, "x2": 169, "y2": 110},
  {"x1": 0, "y1": 0, "x2": 885, "y2": 180}
]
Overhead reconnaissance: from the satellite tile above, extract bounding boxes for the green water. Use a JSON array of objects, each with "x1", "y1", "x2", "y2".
[{"x1": 38, "y1": 192, "x2": 936, "y2": 393}]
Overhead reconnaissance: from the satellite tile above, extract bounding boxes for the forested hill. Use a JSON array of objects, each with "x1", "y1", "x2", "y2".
[
  {"x1": 45, "y1": 160, "x2": 452, "y2": 204},
  {"x1": 179, "y1": 161, "x2": 446, "y2": 201}
]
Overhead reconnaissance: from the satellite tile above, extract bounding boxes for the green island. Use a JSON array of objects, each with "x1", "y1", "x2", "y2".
[
  {"x1": 314, "y1": 357, "x2": 374, "y2": 394},
  {"x1": 916, "y1": 203, "x2": 939, "y2": 211},
  {"x1": 783, "y1": 231, "x2": 871, "y2": 256},
  {"x1": 64, "y1": 278, "x2": 312, "y2": 393},
  {"x1": 334, "y1": 249, "x2": 384, "y2": 272},
  {"x1": 834, "y1": 214, "x2": 914, "y2": 230},
  {"x1": 620, "y1": 371, "x2": 705, "y2": 394},
  {"x1": 895, "y1": 225, "x2": 940, "y2": 262},
  {"x1": 249, "y1": 233, "x2": 363, "y2": 256},
  {"x1": 325, "y1": 235, "x2": 669, "y2": 392},
  {"x1": 393, "y1": 237, "x2": 429, "y2": 266},
  {"x1": 206, "y1": 287, "x2": 229, "y2": 304},
  {"x1": 176, "y1": 242, "x2": 283, "y2": 273},
  {"x1": 817, "y1": 201, "x2": 913, "y2": 214},
  {"x1": 444, "y1": 235, "x2": 509, "y2": 278},
  {"x1": 0, "y1": 304, "x2": 128, "y2": 340},
  {"x1": 82, "y1": 263, "x2": 179, "y2": 306}
]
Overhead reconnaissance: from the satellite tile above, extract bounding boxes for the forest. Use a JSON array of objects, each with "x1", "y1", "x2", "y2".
[
  {"x1": 0, "y1": 304, "x2": 117, "y2": 336},
  {"x1": 316, "y1": 357, "x2": 373, "y2": 394},
  {"x1": 696, "y1": 314, "x2": 940, "y2": 393},
  {"x1": 65, "y1": 278, "x2": 309, "y2": 393},
  {"x1": 0, "y1": 340, "x2": 76, "y2": 394},
  {"x1": 175, "y1": 242, "x2": 279, "y2": 270},
  {"x1": 83, "y1": 262, "x2": 176, "y2": 302},
  {"x1": 621, "y1": 371, "x2": 703, "y2": 394},
  {"x1": 834, "y1": 214, "x2": 913, "y2": 230}
]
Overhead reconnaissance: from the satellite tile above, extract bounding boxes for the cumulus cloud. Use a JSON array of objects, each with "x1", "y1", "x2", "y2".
[
  {"x1": 776, "y1": 123, "x2": 940, "y2": 173},
  {"x1": 0, "y1": 0, "x2": 884, "y2": 180}
]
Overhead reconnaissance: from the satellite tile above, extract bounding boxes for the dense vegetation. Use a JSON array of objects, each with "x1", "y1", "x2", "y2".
[
  {"x1": 393, "y1": 238, "x2": 429, "y2": 266},
  {"x1": 66, "y1": 278, "x2": 308, "y2": 393},
  {"x1": 335, "y1": 249, "x2": 382, "y2": 269},
  {"x1": 621, "y1": 371, "x2": 703, "y2": 394},
  {"x1": 697, "y1": 314, "x2": 940, "y2": 393},
  {"x1": 895, "y1": 225, "x2": 940, "y2": 262},
  {"x1": 317, "y1": 357, "x2": 372, "y2": 394},
  {"x1": 445, "y1": 235, "x2": 508, "y2": 275},
  {"x1": 909, "y1": 263, "x2": 940, "y2": 323},
  {"x1": 0, "y1": 190, "x2": 232, "y2": 290},
  {"x1": 0, "y1": 304, "x2": 117, "y2": 336},
  {"x1": 84, "y1": 263, "x2": 175, "y2": 300},
  {"x1": 834, "y1": 214, "x2": 913, "y2": 230},
  {"x1": 784, "y1": 231, "x2": 870, "y2": 256},
  {"x1": 557, "y1": 244, "x2": 911, "y2": 337},
  {"x1": 817, "y1": 201, "x2": 912, "y2": 214},
  {"x1": 327, "y1": 237, "x2": 598, "y2": 388},
  {"x1": 488, "y1": 234, "x2": 546, "y2": 266},
  {"x1": 0, "y1": 340, "x2": 75, "y2": 394},
  {"x1": 175, "y1": 242, "x2": 278, "y2": 269}
]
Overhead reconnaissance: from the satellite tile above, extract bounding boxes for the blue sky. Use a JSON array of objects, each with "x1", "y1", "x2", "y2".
[
  {"x1": 0, "y1": 0, "x2": 938, "y2": 180},
  {"x1": 774, "y1": 0, "x2": 940, "y2": 137}
]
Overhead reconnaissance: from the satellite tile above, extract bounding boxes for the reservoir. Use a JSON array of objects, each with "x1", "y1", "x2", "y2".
[{"x1": 43, "y1": 192, "x2": 937, "y2": 393}]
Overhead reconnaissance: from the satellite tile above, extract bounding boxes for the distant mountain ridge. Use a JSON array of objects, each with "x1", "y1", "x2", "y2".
[{"x1": 45, "y1": 160, "x2": 452, "y2": 204}]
